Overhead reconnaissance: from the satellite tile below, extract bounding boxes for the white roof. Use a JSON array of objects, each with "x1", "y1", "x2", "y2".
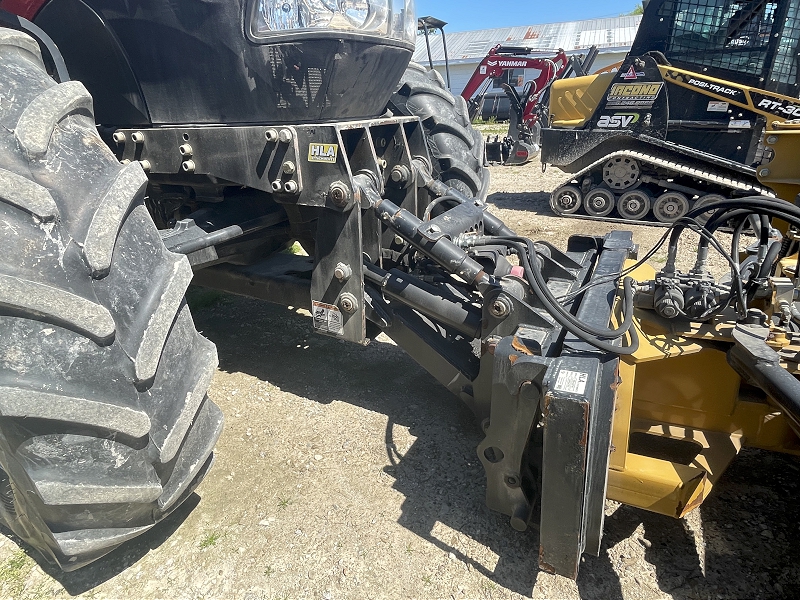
[{"x1": 414, "y1": 15, "x2": 642, "y2": 65}]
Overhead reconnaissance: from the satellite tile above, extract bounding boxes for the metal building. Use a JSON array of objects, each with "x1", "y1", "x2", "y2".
[{"x1": 414, "y1": 15, "x2": 643, "y2": 97}]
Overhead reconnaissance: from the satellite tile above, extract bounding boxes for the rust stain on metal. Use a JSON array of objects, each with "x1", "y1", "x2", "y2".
[
  {"x1": 677, "y1": 472, "x2": 709, "y2": 517},
  {"x1": 538, "y1": 546, "x2": 556, "y2": 574},
  {"x1": 579, "y1": 401, "x2": 590, "y2": 448},
  {"x1": 509, "y1": 353, "x2": 519, "y2": 364},
  {"x1": 511, "y1": 336, "x2": 534, "y2": 355},
  {"x1": 542, "y1": 394, "x2": 551, "y2": 419}
]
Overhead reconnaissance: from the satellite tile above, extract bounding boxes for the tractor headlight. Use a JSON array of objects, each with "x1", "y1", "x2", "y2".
[{"x1": 250, "y1": 0, "x2": 416, "y2": 45}]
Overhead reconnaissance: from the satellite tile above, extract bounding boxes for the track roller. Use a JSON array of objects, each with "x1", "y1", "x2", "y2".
[
  {"x1": 583, "y1": 187, "x2": 616, "y2": 217},
  {"x1": 617, "y1": 189, "x2": 651, "y2": 220},
  {"x1": 693, "y1": 194, "x2": 726, "y2": 226},
  {"x1": 653, "y1": 192, "x2": 689, "y2": 223},
  {"x1": 550, "y1": 185, "x2": 583, "y2": 215}
]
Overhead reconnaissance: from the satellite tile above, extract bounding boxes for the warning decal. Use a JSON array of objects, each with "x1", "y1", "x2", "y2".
[
  {"x1": 554, "y1": 369, "x2": 588, "y2": 395},
  {"x1": 312, "y1": 301, "x2": 344, "y2": 335}
]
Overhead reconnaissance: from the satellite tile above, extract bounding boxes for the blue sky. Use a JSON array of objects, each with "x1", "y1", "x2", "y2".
[{"x1": 415, "y1": 0, "x2": 640, "y2": 32}]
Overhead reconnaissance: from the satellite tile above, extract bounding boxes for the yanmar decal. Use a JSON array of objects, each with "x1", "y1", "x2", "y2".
[
  {"x1": 486, "y1": 59, "x2": 528, "y2": 67},
  {"x1": 308, "y1": 143, "x2": 338, "y2": 163},
  {"x1": 751, "y1": 92, "x2": 800, "y2": 119},
  {"x1": 606, "y1": 82, "x2": 663, "y2": 108},
  {"x1": 597, "y1": 113, "x2": 640, "y2": 128}
]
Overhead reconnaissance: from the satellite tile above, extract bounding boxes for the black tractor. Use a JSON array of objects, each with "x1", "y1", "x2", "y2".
[{"x1": 0, "y1": 0, "x2": 665, "y2": 582}]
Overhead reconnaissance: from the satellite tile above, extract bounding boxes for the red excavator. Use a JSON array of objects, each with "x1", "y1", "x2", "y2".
[{"x1": 462, "y1": 45, "x2": 598, "y2": 165}]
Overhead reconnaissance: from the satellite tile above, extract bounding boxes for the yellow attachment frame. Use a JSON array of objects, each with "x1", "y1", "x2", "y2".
[{"x1": 608, "y1": 263, "x2": 800, "y2": 518}]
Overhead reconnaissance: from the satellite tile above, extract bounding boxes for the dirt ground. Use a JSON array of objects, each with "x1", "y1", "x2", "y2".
[{"x1": 1, "y1": 157, "x2": 799, "y2": 600}]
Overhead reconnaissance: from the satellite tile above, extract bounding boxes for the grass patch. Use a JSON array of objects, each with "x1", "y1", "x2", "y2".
[
  {"x1": 0, "y1": 550, "x2": 34, "y2": 598},
  {"x1": 277, "y1": 497, "x2": 292, "y2": 510},
  {"x1": 199, "y1": 531, "x2": 223, "y2": 549},
  {"x1": 263, "y1": 565, "x2": 274, "y2": 577}
]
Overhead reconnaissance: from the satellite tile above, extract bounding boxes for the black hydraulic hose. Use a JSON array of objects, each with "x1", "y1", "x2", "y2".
[
  {"x1": 758, "y1": 239, "x2": 783, "y2": 279},
  {"x1": 496, "y1": 238, "x2": 639, "y2": 355}
]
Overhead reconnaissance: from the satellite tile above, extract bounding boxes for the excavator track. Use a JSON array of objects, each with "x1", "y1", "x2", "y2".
[{"x1": 550, "y1": 150, "x2": 774, "y2": 226}]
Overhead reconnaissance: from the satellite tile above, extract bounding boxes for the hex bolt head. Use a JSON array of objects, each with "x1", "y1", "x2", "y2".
[
  {"x1": 767, "y1": 135, "x2": 778, "y2": 144},
  {"x1": 489, "y1": 295, "x2": 512, "y2": 318},
  {"x1": 282, "y1": 161, "x2": 296, "y2": 175},
  {"x1": 278, "y1": 128, "x2": 293, "y2": 143},
  {"x1": 328, "y1": 181, "x2": 351, "y2": 207},
  {"x1": 333, "y1": 262, "x2": 352, "y2": 282},
  {"x1": 139, "y1": 160, "x2": 151, "y2": 172},
  {"x1": 120, "y1": 159, "x2": 131, "y2": 165},
  {"x1": 378, "y1": 158, "x2": 387, "y2": 169},
  {"x1": 283, "y1": 180, "x2": 298, "y2": 194},
  {"x1": 112, "y1": 131, "x2": 126, "y2": 144},
  {"x1": 179, "y1": 144, "x2": 193, "y2": 157},
  {"x1": 759, "y1": 168, "x2": 771, "y2": 177},
  {"x1": 181, "y1": 160, "x2": 195, "y2": 173},
  {"x1": 130, "y1": 131, "x2": 145, "y2": 143},
  {"x1": 271, "y1": 180, "x2": 283, "y2": 192},
  {"x1": 339, "y1": 292, "x2": 358, "y2": 313},
  {"x1": 265, "y1": 128, "x2": 279, "y2": 142},
  {"x1": 393, "y1": 234, "x2": 405, "y2": 245}
]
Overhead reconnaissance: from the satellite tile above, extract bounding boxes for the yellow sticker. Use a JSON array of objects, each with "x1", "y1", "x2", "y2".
[{"x1": 308, "y1": 143, "x2": 338, "y2": 163}]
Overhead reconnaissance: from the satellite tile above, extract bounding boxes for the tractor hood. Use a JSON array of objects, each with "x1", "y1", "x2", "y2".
[{"x1": 33, "y1": 0, "x2": 416, "y2": 126}]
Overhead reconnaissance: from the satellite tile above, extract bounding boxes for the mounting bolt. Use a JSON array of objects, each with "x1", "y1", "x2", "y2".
[
  {"x1": 393, "y1": 234, "x2": 405, "y2": 245},
  {"x1": 504, "y1": 474, "x2": 520, "y2": 488},
  {"x1": 328, "y1": 181, "x2": 351, "y2": 207},
  {"x1": 265, "y1": 128, "x2": 279, "y2": 142},
  {"x1": 112, "y1": 131, "x2": 126, "y2": 144},
  {"x1": 139, "y1": 160, "x2": 151, "y2": 172},
  {"x1": 759, "y1": 168, "x2": 771, "y2": 177},
  {"x1": 282, "y1": 161, "x2": 296, "y2": 175},
  {"x1": 334, "y1": 262, "x2": 352, "y2": 282},
  {"x1": 120, "y1": 159, "x2": 131, "y2": 165},
  {"x1": 283, "y1": 180, "x2": 298, "y2": 194},
  {"x1": 767, "y1": 135, "x2": 778, "y2": 144},
  {"x1": 130, "y1": 131, "x2": 145, "y2": 144},
  {"x1": 278, "y1": 128, "x2": 293, "y2": 143},
  {"x1": 489, "y1": 295, "x2": 512, "y2": 318},
  {"x1": 378, "y1": 158, "x2": 387, "y2": 169},
  {"x1": 271, "y1": 180, "x2": 283, "y2": 192},
  {"x1": 181, "y1": 160, "x2": 195, "y2": 173},
  {"x1": 339, "y1": 292, "x2": 358, "y2": 313},
  {"x1": 428, "y1": 224, "x2": 441, "y2": 234},
  {"x1": 390, "y1": 164, "x2": 411, "y2": 185},
  {"x1": 179, "y1": 144, "x2": 193, "y2": 157}
]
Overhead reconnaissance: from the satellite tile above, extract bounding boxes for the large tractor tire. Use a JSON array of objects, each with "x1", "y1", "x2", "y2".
[
  {"x1": 0, "y1": 30, "x2": 222, "y2": 570},
  {"x1": 390, "y1": 63, "x2": 490, "y2": 199}
]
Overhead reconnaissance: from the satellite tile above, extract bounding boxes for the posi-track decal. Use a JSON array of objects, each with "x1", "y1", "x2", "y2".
[
  {"x1": 606, "y1": 82, "x2": 663, "y2": 108},
  {"x1": 308, "y1": 143, "x2": 338, "y2": 163},
  {"x1": 663, "y1": 70, "x2": 747, "y2": 103}
]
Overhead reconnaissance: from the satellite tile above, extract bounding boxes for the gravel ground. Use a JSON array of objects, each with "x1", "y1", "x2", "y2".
[{"x1": 1, "y1": 157, "x2": 799, "y2": 600}]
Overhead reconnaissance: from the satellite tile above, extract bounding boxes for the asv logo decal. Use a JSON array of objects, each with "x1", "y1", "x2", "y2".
[{"x1": 597, "y1": 113, "x2": 639, "y2": 128}]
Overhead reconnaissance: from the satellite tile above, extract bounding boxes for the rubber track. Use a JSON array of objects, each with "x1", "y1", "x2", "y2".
[
  {"x1": 0, "y1": 29, "x2": 222, "y2": 570},
  {"x1": 551, "y1": 149, "x2": 774, "y2": 225},
  {"x1": 392, "y1": 62, "x2": 489, "y2": 199}
]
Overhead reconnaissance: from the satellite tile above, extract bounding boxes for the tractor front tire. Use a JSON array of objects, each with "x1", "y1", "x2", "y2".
[
  {"x1": 390, "y1": 63, "x2": 490, "y2": 199},
  {"x1": 0, "y1": 29, "x2": 222, "y2": 570}
]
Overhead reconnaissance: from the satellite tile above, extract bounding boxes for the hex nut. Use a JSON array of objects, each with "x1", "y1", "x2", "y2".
[
  {"x1": 278, "y1": 128, "x2": 293, "y2": 143},
  {"x1": 767, "y1": 135, "x2": 778, "y2": 145},
  {"x1": 759, "y1": 168, "x2": 770, "y2": 177},
  {"x1": 333, "y1": 262, "x2": 352, "y2": 282},
  {"x1": 282, "y1": 161, "x2": 296, "y2": 175}
]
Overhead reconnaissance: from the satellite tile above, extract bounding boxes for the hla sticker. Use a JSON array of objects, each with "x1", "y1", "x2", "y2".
[{"x1": 308, "y1": 143, "x2": 338, "y2": 163}]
